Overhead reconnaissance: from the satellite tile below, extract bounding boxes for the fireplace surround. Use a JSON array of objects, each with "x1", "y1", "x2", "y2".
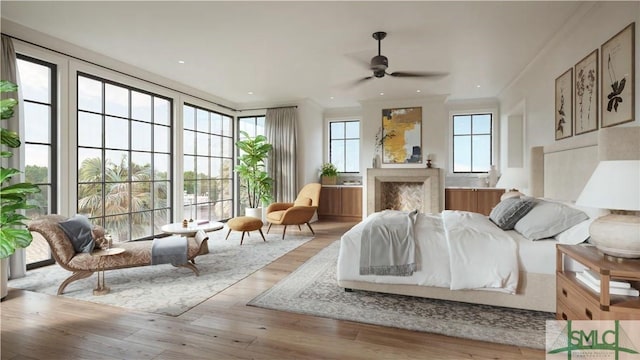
[{"x1": 366, "y1": 168, "x2": 442, "y2": 215}]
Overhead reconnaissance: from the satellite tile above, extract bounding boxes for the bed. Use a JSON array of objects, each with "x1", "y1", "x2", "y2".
[{"x1": 337, "y1": 126, "x2": 639, "y2": 313}]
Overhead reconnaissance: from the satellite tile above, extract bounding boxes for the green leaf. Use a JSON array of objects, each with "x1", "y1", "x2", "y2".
[
  {"x1": 0, "y1": 150, "x2": 13, "y2": 158},
  {"x1": 0, "y1": 80, "x2": 18, "y2": 93},
  {"x1": 1, "y1": 128, "x2": 21, "y2": 148},
  {"x1": 0, "y1": 182, "x2": 41, "y2": 195},
  {"x1": 0, "y1": 167, "x2": 21, "y2": 184}
]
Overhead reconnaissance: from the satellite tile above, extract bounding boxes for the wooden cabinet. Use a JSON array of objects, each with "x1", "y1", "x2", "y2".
[
  {"x1": 444, "y1": 188, "x2": 504, "y2": 215},
  {"x1": 318, "y1": 186, "x2": 362, "y2": 221},
  {"x1": 556, "y1": 244, "x2": 640, "y2": 320}
]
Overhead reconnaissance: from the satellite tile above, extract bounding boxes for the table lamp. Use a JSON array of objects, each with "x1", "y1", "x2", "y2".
[
  {"x1": 495, "y1": 167, "x2": 529, "y2": 200},
  {"x1": 575, "y1": 160, "x2": 640, "y2": 258}
]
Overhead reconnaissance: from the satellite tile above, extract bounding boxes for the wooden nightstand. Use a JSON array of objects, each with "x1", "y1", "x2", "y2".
[{"x1": 556, "y1": 244, "x2": 640, "y2": 320}]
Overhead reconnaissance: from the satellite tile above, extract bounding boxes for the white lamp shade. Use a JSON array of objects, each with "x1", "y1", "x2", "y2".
[
  {"x1": 495, "y1": 167, "x2": 528, "y2": 191},
  {"x1": 575, "y1": 160, "x2": 640, "y2": 211}
]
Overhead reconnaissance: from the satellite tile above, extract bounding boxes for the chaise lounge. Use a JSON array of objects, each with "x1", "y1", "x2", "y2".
[{"x1": 28, "y1": 214, "x2": 209, "y2": 295}]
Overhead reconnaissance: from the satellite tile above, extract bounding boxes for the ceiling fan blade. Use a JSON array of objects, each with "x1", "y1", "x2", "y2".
[
  {"x1": 339, "y1": 76, "x2": 374, "y2": 90},
  {"x1": 387, "y1": 71, "x2": 448, "y2": 78}
]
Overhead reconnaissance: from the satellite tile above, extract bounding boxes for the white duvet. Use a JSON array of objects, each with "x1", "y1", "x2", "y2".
[{"x1": 337, "y1": 210, "x2": 519, "y2": 294}]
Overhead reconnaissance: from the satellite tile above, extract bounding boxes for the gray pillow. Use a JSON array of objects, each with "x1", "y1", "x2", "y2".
[
  {"x1": 58, "y1": 215, "x2": 95, "y2": 253},
  {"x1": 514, "y1": 200, "x2": 588, "y2": 240},
  {"x1": 489, "y1": 197, "x2": 536, "y2": 230}
]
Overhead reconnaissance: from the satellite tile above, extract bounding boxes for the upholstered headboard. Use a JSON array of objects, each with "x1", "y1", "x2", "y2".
[{"x1": 531, "y1": 127, "x2": 640, "y2": 201}]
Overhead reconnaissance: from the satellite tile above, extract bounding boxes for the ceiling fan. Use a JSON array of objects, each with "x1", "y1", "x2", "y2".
[{"x1": 351, "y1": 31, "x2": 447, "y2": 85}]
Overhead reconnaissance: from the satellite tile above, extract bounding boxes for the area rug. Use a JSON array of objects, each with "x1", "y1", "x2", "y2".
[
  {"x1": 9, "y1": 230, "x2": 313, "y2": 316},
  {"x1": 248, "y1": 241, "x2": 554, "y2": 349}
]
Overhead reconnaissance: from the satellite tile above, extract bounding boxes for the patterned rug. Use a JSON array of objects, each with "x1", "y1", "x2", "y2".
[
  {"x1": 248, "y1": 241, "x2": 554, "y2": 349},
  {"x1": 9, "y1": 230, "x2": 314, "y2": 316}
]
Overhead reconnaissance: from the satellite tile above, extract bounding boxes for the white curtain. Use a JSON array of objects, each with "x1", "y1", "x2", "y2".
[
  {"x1": 266, "y1": 107, "x2": 298, "y2": 202},
  {"x1": 1, "y1": 35, "x2": 27, "y2": 278}
]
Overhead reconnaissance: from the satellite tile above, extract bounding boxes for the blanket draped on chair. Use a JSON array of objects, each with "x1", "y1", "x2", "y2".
[
  {"x1": 359, "y1": 209, "x2": 418, "y2": 276},
  {"x1": 152, "y1": 236, "x2": 188, "y2": 266}
]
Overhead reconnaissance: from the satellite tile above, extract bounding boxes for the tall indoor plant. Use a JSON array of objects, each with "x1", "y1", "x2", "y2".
[
  {"x1": 235, "y1": 130, "x2": 272, "y2": 218},
  {"x1": 1, "y1": 80, "x2": 40, "y2": 298}
]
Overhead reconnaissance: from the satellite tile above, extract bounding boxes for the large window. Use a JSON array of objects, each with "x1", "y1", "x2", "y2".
[
  {"x1": 329, "y1": 120, "x2": 360, "y2": 173},
  {"x1": 183, "y1": 104, "x2": 234, "y2": 221},
  {"x1": 452, "y1": 113, "x2": 492, "y2": 173},
  {"x1": 18, "y1": 55, "x2": 57, "y2": 268},
  {"x1": 76, "y1": 73, "x2": 172, "y2": 242},
  {"x1": 237, "y1": 116, "x2": 265, "y2": 215}
]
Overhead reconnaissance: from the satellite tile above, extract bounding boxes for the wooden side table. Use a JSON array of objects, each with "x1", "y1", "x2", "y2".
[{"x1": 91, "y1": 248, "x2": 125, "y2": 295}]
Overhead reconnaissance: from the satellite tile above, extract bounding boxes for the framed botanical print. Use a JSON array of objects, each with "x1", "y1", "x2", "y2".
[
  {"x1": 601, "y1": 22, "x2": 635, "y2": 128},
  {"x1": 381, "y1": 107, "x2": 422, "y2": 164},
  {"x1": 574, "y1": 49, "x2": 598, "y2": 135},
  {"x1": 555, "y1": 68, "x2": 573, "y2": 140}
]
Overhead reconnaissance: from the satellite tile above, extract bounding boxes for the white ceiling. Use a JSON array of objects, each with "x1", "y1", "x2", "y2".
[{"x1": 2, "y1": 1, "x2": 582, "y2": 109}]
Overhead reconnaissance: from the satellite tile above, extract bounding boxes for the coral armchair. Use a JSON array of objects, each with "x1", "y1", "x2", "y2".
[{"x1": 266, "y1": 183, "x2": 322, "y2": 239}]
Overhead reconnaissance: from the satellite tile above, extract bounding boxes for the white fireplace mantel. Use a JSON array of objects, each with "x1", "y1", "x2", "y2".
[{"x1": 366, "y1": 168, "x2": 442, "y2": 215}]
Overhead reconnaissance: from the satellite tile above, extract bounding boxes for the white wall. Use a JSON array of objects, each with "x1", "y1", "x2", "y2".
[
  {"x1": 499, "y1": 2, "x2": 640, "y2": 167},
  {"x1": 297, "y1": 99, "x2": 324, "y2": 187}
]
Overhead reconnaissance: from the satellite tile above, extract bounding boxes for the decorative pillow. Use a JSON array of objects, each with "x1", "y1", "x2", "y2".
[
  {"x1": 514, "y1": 200, "x2": 588, "y2": 240},
  {"x1": 294, "y1": 197, "x2": 312, "y2": 207},
  {"x1": 91, "y1": 225, "x2": 109, "y2": 249},
  {"x1": 489, "y1": 196, "x2": 536, "y2": 230},
  {"x1": 58, "y1": 215, "x2": 95, "y2": 253},
  {"x1": 554, "y1": 218, "x2": 594, "y2": 245}
]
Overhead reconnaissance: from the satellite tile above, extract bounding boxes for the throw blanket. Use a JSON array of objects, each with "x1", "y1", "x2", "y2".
[
  {"x1": 152, "y1": 236, "x2": 188, "y2": 266},
  {"x1": 359, "y1": 209, "x2": 418, "y2": 276}
]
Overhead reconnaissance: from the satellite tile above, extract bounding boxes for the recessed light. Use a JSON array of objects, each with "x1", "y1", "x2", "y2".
[
  {"x1": 380, "y1": 92, "x2": 384, "y2": 96},
  {"x1": 476, "y1": 85, "x2": 481, "y2": 88},
  {"x1": 416, "y1": 90, "x2": 421, "y2": 93},
  {"x1": 178, "y1": 60, "x2": 185, "y2": 64},
  {"x1": 330, "y1": 96, "x2": 334, "y2": 100},
  {"x1": 247, "y1": 91, "x2": 254, "y2": 95}
]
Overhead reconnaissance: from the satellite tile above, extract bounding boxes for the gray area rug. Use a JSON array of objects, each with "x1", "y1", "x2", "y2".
[
  {"x1": 248, "y1": 241, "x2": 554, "y2": 349},
  {"x1": 9, "y1": 230, "x2": 313, "y2": 316}
]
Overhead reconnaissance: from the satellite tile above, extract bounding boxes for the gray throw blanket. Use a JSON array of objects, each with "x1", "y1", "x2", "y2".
[
  {"x1": 152, "y1": 236, "x2": 188, "y2": 266},
  {"x1": 359, "y1": 209, "x2": 418, "y2": 276}
]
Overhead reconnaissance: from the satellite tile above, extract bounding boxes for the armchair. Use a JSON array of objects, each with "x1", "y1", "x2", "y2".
[{"x1": 266, "y1": 183, "x2": 322, "y2": 239}]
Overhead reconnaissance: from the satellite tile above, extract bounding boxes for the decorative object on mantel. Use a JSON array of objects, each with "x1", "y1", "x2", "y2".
[
  {"x1": 373, "y1": 126, "x2": 395, "y2": 168},
  {"x1": 495, "y1": 167, "x2": 528, "y2": 200},
  {"x1": 574, "y1": 49, "x2": 599, "y2": 135},
  {"x1": 600, "y1": 22, "x2": 635, "y2": 128},
  {"x1": 425, "y1": 153, "x2": 433, "y2": 168},
  {"x1": 555, "y1": 68, "x2": 573, "y2": 140},
  {"x1": 320, "y1": 162, "x2": 338, "y2": 185},
  {"x1": 381, "y1": 107, "x2": 422, "y2": 164},
  {"x1": 576, "y1": 160, "x2": 640, "y2": 258}
]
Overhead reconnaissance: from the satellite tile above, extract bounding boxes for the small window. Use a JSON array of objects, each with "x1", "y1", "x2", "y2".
[
  {"x1": 329, "y1": 120, "x2": 360, "y2": 173},
  {"x1": 452, "y1": 113, "x2": 492, "y2": 173}
]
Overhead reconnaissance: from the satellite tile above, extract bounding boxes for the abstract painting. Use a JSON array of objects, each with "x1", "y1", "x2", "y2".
[{"x1": 381, "y1": 107, "x2": 422, "y2": 164}]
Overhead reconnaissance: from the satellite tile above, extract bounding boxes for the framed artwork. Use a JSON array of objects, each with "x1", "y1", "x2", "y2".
[
  {"x1": 574, "y1": 49, "x2": 599, "y2": 135},
  {"x1": 555, "y1": 68, "x2": 573, "y2": 140},
  {"x1": 601, "y1": 22, "x2": 635, "y2": 128},
  {"x1": 381, "y1": 107, "x2": 422, "y2": 164}
]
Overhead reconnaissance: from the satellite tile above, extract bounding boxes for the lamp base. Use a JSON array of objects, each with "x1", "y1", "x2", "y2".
[{"x1": 589, "y1": 214, "x2": 640, "y2": 258}]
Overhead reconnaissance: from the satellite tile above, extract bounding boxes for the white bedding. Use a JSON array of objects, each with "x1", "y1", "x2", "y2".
[{"x1": 337, "y1": 210, "x2": 559, "y2": 294}]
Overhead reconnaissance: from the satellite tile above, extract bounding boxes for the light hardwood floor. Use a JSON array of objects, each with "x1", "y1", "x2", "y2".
[{"x1": 1, "y1": 221, "x2": 544, "y2": 359}]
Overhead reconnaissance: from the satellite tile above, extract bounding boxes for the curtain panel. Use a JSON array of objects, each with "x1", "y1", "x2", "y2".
[{"x1": 265, "y1": 107, "x2": 298, "y2": 202}]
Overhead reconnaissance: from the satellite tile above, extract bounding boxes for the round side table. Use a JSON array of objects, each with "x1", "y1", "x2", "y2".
[{"x1": 91, "y1": 248, "x2": 125, "y2": 295}]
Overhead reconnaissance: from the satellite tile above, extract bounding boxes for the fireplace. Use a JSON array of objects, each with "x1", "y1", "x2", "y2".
[{"x1": 366, "y1": 168, "x2": 441, "y2": 215}]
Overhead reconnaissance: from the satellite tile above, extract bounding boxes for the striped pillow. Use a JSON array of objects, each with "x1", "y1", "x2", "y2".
[{"x1": 489, "y1": 197, "x2": 536, "y2": 230}]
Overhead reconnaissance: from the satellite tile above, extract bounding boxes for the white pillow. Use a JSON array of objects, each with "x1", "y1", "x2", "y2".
[
  {"x1": 514, "y1": 199, "x2": 588, "y2": 240},
  {"x1": 554, "y1": 218, "x2": 594, "y2": 245},
  {"x1": 542, "y1": 198, "x2": 610, "y2": 219}
]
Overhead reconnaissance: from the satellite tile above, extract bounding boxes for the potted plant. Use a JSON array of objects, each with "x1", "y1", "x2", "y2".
[
  {"x1": 0, "y1": 80, "x2": 40, "y2": 299},
  {"x1": 235, "y1": 130, "x2": 273, "y2": 219},
  {"x1": 320, "y1": 162, "x2": 338, "y2": 185}
]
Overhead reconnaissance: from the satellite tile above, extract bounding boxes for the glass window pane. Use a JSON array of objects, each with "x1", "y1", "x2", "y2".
[
  {"x1": 132, "y1": 182, "x2": 152, "y2": 211},
  {"x1": 184, "y1": 155, "x2": 195, "y2": 173},
  {"x1": 105, "y1": 84, "x2": 129, "y2": 117},
  {"x1": 222, "y1": 137, "x2": 232, "y2": 158},
  {"x1": 17, "y1": 59, "x2": 50, "y2": 103},
  {"x1": 154, "y1": 182, "x2": 170, "y2": 209},
  {"x1": 330, "y1": 122, "x2": 344, "y2": 139},
  {"x1": 196, "y1": 109, "x2": 209, "y2": 132},
  {"x1": 453, "y1": 136, "x2": 471, "y2": 172},
  {"x1": 183, "y1": 105, "x2": 195, "y2": 130},
  {"x1": 131, "y1": 152, "x2": 151, "y2": 180},
  {"x1": 256, "y1": 117, "x2": 265, "y2": 135},
  {"x1": 210, "y1": 158, "x2": 221, "y2": 178},
  {"x1": 197, "y1": 132, "x2": 208, "y2": 156},
  {"x1": 26, "y1": 185, "x2": 50, "y2": 218},
  {"x1": 154, "y1": 209, "x2": 170, "y2": 231},
  {"x1": 473, "y1": 114, "x2": 491, "y2": 134},
  {"x1": 183, "y1": 130, "x2": 195, "y2": 155},
  {"x1": 345, "y1": 139, "x2": 359, "y2": 172},
  {"x1": 105, "y1": 116, "x2": 129, "y2": 149},
  {"x1": 25, "y1": 144, "x2": 49, "y2": 183},
  {"x1": 453, "y1": 115, "x2": 471, "y2": 135},
  {"x1": 78, "y1": 76, "x2": 102, "y2": 113},
  {"x1": 23, "y1": 102, "x2": 50, "y2": 143},
  {"x1": 105, "y1": 214, "x2": 130, "y2": 243},
  {"x1": 131, "y1": 91, "x2": 151, "y2": 121},
  {"x1": 154, "y1": 153, "x2": 170, "y2": 180},
  {"x1": 78, "y1": 112, "x2": 102, "y2": 147},
  {"x1": 345, "y1": 121, "x2": 359, "y2": 138},
  {"x1": 78, "y1": 148, "x2": 103, "y2": 182},
  {"x1": 222, "y1": 115, "x2": 232, "y2": 136},
  {"x1": 222, "y1": 159, "x2": 233, "y2": 178},
  {"x1": 211, "y1": 113, "x2": 222, "y2": 134},
  {"x1": 131, "y1": 121, "x2": 152, "y2": 151},
  {"x1": 184, "y1": 180, "x2": 196, "y2": 203},
  {"x1": 472, "y1": 135, "x2": 491, "y2": 172},
  {"x1": 154, "y1": 125, "x2": 170, "y2": 153},
  {"x1": 210, "y1": 135, "x2": 221, "y2": 156},
  {"x1": 105, "y1": 150, "x2": 129, "y2": 181},
  {"x1": 78, "y1": 183, "x2": 103, "y2": 216},
  {"x1": 154, "y1": 98, "x2": 170, "y2": 125},
  {"x1": 239, "y1": 117, "x2": 253, "y2": 136},
  {"x1": 197, "y1": 157, "x2": 209, "y2": 179},
  {"x1": 131, "y1": 211, "x2": 153, "y2": 240},
  {"x1": 330, "y1": 140, "x2": 345, "y2": 171}
]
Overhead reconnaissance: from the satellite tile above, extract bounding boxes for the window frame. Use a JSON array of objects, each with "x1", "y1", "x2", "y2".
[
  {"x1": 451, "y1": 112, "x2": 494, "y2": 174},
  {"x1": 328, "y1": 119, "x2": 360, "y2": 174}
]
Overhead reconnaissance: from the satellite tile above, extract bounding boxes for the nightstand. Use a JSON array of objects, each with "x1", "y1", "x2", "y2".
[{"x1": 556, "y1": 244, "x2": 640, "y2": 320}]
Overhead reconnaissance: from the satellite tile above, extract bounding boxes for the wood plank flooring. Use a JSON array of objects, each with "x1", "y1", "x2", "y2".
[{"x1": 1, "y1": 221, "x2": 545, "y2": 359}]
